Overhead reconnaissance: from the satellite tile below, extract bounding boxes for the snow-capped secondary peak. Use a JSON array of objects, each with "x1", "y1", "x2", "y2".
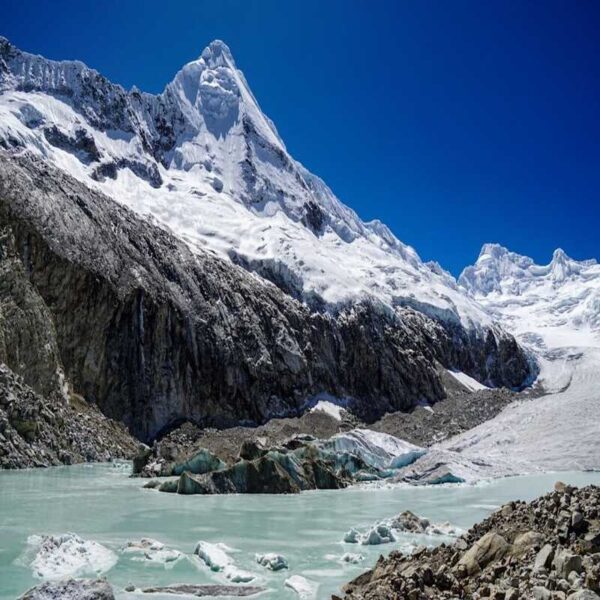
[
  {"x1": 459, "y1": 244, "x2": 600, "y2": 350},
  {"x1": 0, "y1": 36, "x2": 504, "y2": 332}
]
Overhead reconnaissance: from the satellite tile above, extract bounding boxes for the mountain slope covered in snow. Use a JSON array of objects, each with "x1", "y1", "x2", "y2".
[
  {"x1": 0, "y1": 39, "x2": 533, "y2": 439},
  {"x1": 460, "y1": 243, "x2": 600, "y2": 352},
  {"x1": 0, "y1": 36, "x2": 494, "y2": 328}
]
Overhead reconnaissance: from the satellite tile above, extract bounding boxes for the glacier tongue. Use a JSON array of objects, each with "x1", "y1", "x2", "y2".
[
  {"x1": 404, "y1": 245, "x2": 600, "y2": 483},
  {"x1": 0, "y1": 36, "x2": 496, "y2": 331}
]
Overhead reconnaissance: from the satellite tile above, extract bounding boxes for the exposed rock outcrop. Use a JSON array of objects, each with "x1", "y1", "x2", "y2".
[
  {"x1": 0, "y1": 210, "x2": 137, "y2": 467},
  {"x1": 0, "y1": 153, "x2": 532, "y2": 443},
  {"x1": 341, "y1": 483, "x2": 600, "y2": 599},
  {"x1": 0, "y1": 363, "x2": 137, "y2": 468}
]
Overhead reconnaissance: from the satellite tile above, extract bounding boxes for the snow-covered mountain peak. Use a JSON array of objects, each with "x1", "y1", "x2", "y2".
[
  {"x1": 200, "y1": 39, "x2": 235, "y2": 66},
  {"x1": 0, "y1": 37, "x2": 501, "y2": 331},
  {"x1": 460, "y1": 245, "x2": 600, "y2": 350}
]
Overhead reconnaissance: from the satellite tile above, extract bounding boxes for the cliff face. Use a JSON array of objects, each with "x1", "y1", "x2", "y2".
[{"x1": 0, "y1": 154, "x2": 531, "y2": 442}]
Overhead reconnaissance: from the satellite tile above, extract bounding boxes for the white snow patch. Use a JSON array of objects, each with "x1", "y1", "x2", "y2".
[
  {"x1": 447, "y1": 370, "x2": 489, "y2": 392},
  {"x1": 309, "y1": 400, "x2": 345, "y2": 421}
]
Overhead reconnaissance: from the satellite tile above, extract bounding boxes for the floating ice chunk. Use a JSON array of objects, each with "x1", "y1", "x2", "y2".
[
  {"x1": 341, "y1": 552, "x2": 364, "y2": 564},
  {"x1": 343, "y1": 523, "x2": 395, "y2": 545},
  {"x1": 27, "y1": 533, "x2": 117, "y2": 580},
  {"x1": 426, "y1": 521, "x2": 461, "y2": 536},
  {"x1": 343, "y1": 528, "x2": 361, "y2": 544},
  {"x1": 193, "y1": 541, "x2": 233, "y2": 571},
  {"x1": 361, "y1": 523, "x2": 396, "y2": 545},
  {"x1": 255, "y1": 552, "x2": 288, "y2": 571},
  {"x1": 124, "y1": 538, "x2": 182, "y2": 565},
  {"x1": 344, "y1": 511, "x2": 459, "y2": 548},
  {"x1": 284, "y1": 575, "x2": 318, "y2": 599},
  {"x1": 223, "y1": 565, "x2": 255, "y2": 583}
]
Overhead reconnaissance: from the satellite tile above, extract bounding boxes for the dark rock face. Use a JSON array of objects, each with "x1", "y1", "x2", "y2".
[
  {"x1": 0, "y1": 153, "x2": 532, "y2": 443},
  {"x1": 43, "y1": 125, "x2": 101, "y2": 164},
  {"x1": 341, "y1": 483, "x2": 600, "y2": 599},
  {"x1": 0, "y1": 361, "x2": 138, "y2": 469}
]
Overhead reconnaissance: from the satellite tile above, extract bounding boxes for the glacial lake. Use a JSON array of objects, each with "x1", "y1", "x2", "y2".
[{"x1": 1, "y1": 464, "x2": 599, "y2": 599}]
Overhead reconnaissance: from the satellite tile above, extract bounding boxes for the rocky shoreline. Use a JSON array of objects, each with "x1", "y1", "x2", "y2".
[
  {"x1": 340, "y1": 482, "x2": 600, "y2": 599},
  {"x1": 0, "y1": 363, "x2": 137, "y2": 469}
]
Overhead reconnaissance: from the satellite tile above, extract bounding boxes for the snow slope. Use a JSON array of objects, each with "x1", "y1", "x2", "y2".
[
  {"x1": 404, "y1": 245, "x2": 600, "y2": 481},
  {"x1": 0, "y1": 36, "x2": 493, "y2": 330}
]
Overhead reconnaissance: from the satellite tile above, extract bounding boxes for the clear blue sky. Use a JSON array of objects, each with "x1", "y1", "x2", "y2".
[{"x1": 3, "y1": 0, "x2": 599, "y2": 275}]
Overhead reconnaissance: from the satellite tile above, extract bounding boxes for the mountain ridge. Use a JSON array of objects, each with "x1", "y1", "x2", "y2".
[{"x1": 0, "y1": 35, "x2": 492, "y2": 330}]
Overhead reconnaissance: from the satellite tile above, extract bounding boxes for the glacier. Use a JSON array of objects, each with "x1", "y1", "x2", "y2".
[{"x1": 400, "y1": 245, "x2": 600, "y2": 483}]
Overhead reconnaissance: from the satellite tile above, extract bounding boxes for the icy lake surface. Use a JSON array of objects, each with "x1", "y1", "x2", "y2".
[{"x1": 1, "y1": 464, "x2": 599, "y2": 599}]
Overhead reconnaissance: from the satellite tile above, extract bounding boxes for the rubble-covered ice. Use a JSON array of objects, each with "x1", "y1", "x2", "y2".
[{"x1": 26, "y1": 533, "x2": 117, "y2": 580}]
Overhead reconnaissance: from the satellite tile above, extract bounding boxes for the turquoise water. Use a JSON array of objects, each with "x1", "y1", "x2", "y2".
[{"x1": 1, "y1": 464, "x2": 599, "y2": 599}]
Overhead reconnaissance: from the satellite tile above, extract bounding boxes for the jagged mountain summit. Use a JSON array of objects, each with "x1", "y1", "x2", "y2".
[
  {"x1": 459, "y1": 243, "x2": 600, "y2": 350},
  {"x1": 0, "y1": 38, "x2": 531, "y2": 440},
  {"x1": 0, "y1": 36, "x2": 489, "y2": 325}
]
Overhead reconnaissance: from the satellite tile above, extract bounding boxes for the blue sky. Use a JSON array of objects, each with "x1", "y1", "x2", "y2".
[{"x1": 3, "y1": 0, "x2": 599, "y2": 275}]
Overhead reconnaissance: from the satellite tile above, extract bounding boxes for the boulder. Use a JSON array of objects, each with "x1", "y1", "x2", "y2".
[
  {"x1": 553, "y1": 548, "x2": 583, "y2": 578},
  {"x1": 390, "y1": 510, "x2": 430, "y2": 533},
  {"x1": 239, "y1": 439, "x2": 268, "y2": 461},
  {"x1": 457, "y1": 532, "x2": 509, "y2": 575},
  {"x1": 534, "y1": 544, "x2": 555, "y2": 573},
  {"x1": 512, "y1": 530, "x2": 545, "y2": 556}
]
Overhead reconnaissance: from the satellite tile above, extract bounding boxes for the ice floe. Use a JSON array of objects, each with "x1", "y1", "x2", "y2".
[
  {"x1": 193, "y1": 541, "x2": 256, "y2": 583},
  {"x1": 284, "y1": 575, "x2": 318, "y2": 599},
  {"x1": 344, "y1": 510, "x2": 461, "y2": 546},
  {"x1": 26, "y1": 533, "x2": 117, "y2": 580},
  {"x1": 255, "y1": 552, "x2": 288, "y2": 571},
  {"x1": 341, "y1": 552, "x2": 364, "y2": 564},
  {"x1": 122, "y1": 538, "x2": 182, "y2": 565}
]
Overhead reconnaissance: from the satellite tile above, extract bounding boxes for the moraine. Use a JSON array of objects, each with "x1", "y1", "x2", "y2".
[{"x1": 1, "y1": 464, "x2": 600, "y2": 599}]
